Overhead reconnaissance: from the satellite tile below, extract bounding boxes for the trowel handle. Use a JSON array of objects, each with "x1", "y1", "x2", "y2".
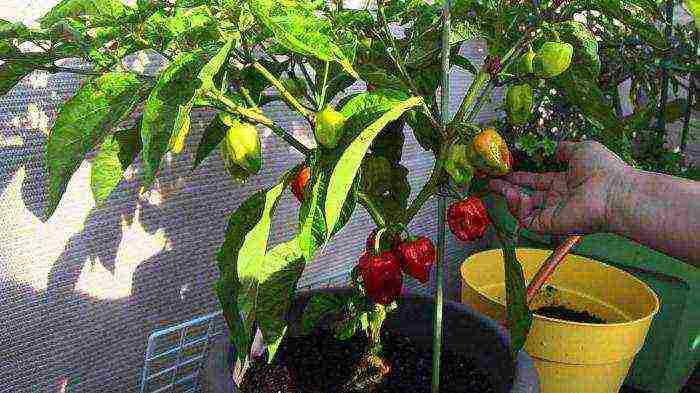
[{"x1": 525, "y1": 235, "x2": 582, "y2": 304}]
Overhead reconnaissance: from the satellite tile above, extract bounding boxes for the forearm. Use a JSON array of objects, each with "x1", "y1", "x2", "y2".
[{"x1": 608, "y1": 168, "x2": 700, "y2": 267}]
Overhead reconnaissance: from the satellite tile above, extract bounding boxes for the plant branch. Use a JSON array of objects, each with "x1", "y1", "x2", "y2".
[
  {"x1": 319, "y1": 61, "x2": 330, "y2": 108},
  {"x1": 298, "y1": 60, "x2": 318, "y2": 94},
  {"x1": 453, "y1": 29, "x2": 535, "y2": 127},
  {"x1": 377, "y1": 2, "x2": 441, "y2": 131},
  {"x1": 33, "y1": 64, "x2": 103, "y2": 76},
  {"x1": 452, "y1": 70, "x2": 490, "y2": 125},
  {"x1": 403, "y1": 129, "x2": 453, "y2": 225},
  {"x1": 432, "y1": 2, "x2": 452, "y2": 391},
  {"x1": 238, "y1": 85, "x2": 257, "y2": 108},
  {"x1": 358, "y1": 193, "x2": 387, "y2": 228},
  {"x1": 465, "y1": 80, "x2": 496, "y2": 123},
  {"x1": 209, "y1": 90, "x2": 311, "y2": 156},
  {"x1": 252, "y1": 61, "x2": 313, "y2": 122},
  {"x1": 289, "y1": 58, "x2": 318, "y2": 109}
]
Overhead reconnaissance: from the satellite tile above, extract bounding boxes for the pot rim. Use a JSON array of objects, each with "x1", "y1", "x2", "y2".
[{"x1": 461, "y1": 248, "x2": 660, "y2": 327}]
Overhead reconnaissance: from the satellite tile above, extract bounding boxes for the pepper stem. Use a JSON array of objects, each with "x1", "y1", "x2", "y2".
[
  {"x1": 373, "y1": 227, "x2": 388, "y2": 255},
  {"x1": 392, "y1": 222, "x2": 411, "y2": 242}
]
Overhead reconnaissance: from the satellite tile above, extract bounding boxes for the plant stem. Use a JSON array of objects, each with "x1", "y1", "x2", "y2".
[
  {"x1": 209, "y1": 90, "x2": 311, "y2": 156},
  {"x1": 402, "y1": 151, "x2": 444, "y2": 225},
  {"x1": 358, "y1": 193, "x2": 387, "y2": 228},
  {"x1": 453, "y1": 70, "x2": 490, "y2": 125},
  {"x1": 238, "y1": 85, "x2": 257, "y2": 108},
  {"x1": 432, "y1": 1, "x2": 451, "y2": 391},
  {"x1": 465, "y1": 80, "x2": 496, "y2": 123},
  {"x1": 252, "y1": 61, "x2": 313, "y2": 122},
  {"x1": 319, "y1": 61, "x2": 330, "y2": 108},
  {"x1": 452, "y1": 23, "x2": 535, "y2": 128},
  {"x1": 36, "y1": 64, "x2": 102, "y2": 76},
  {"x1": 377, "y1": 1, "x2": 441, "y2": 132},
  {"x1": 298, "y1": 60, "x2": 317, "y2": 94}
]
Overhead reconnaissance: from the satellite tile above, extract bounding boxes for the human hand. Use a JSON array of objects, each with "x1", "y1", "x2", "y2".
[{"x1": 489, "y1": 141, "x2": 630, "y2": 235}]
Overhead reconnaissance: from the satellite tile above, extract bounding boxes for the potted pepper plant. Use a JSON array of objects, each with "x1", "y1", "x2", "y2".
[{"x1": 2, "y1": 0, "x2": 691, "y2": 391}]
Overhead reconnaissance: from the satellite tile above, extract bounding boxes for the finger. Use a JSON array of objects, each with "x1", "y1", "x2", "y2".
[
  {"x1": 503, "y1": 171, "x2": 564, "y2": 191},
  {"x1": 555, "y1": 141, "x2": 579, "y2": 163},
  {"x1": 490, "y1": 179, "x2": 548, "y2": 220}
]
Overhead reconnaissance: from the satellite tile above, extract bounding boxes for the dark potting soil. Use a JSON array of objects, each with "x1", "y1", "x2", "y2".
[
  {"x1": 239, "y1": 328, "x2": 497, "y2": 393},
  {"x1": 534, "y1": 305, "x2": 606, "y2": 324}
]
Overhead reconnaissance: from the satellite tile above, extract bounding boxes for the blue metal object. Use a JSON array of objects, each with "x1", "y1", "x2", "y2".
[{"x1": 140, "y1": 311, "x2": 225, "y2": 393}]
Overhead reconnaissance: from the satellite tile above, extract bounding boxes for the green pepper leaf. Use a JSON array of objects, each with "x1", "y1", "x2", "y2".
[
  {"x1": 335, "y1": 316, "x2": 359, "y2": 341},
  {"x1": 0, "y1": 62, "x2": 33, "y2": 96},
  {"x1": 216, "y1": 171, "x2": 295, "y2": 363},
  {"x1": 90, "y1": 123, "x2": 142, "y2": 205},
  {"x1": 339, "y1": 89, "x2": 411, "y2": 120},
  {"x1": 192, "y1": 113, "x2": 228, "y2": 170},
  {"x1": 256, "y1": 239, "x2": 306, "y2": 362},
  {"x1": 298, "y1": 150, "x2": 357, "y2": 260},
  {"x1": 247, "y1": 0, "x2": 359, "y2": 78},
  {"x1": 554, "y1": 21, "x2": 600, "y2": 78},
  {"x1": 140, "y1": 52, "x2": 203, "y2": 187},
  {"x1": 486, "y1": 199, "x2": 532, "y2": 355},
  {"x1": 0, "y1": 20, "x2": 29, "y2": 40},
  {"x1": 325, "y1": 97, "x2": 422, "y2": 237},
  {"x1": 169, "y1": 38, "x2": 234, "y2": 154},
  {"x1": 40, "y1": 0, "x2": 131, "y2": 29},
  {"x1": 301, "y1": 292, "x2": 346, "y2": 335},
  {"x1": 361, "y1": 155, "x2": 410, "y2": 224},
  {"x1": 369, "y1": 119, "x2": 405, "y2": 165},
  {"x1": 45, "y1": 72, "x2": 145, "y2": 219}
]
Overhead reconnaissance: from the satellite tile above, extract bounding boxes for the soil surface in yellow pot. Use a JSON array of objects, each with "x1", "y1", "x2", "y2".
[{"x1": 461, "y1": 248, "x2": 659, "y2": 393}]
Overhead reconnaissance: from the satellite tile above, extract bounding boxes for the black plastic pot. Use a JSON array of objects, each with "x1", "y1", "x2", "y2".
[{"x1": 204, "y1": 288, "x2": 540, "y2": 393}]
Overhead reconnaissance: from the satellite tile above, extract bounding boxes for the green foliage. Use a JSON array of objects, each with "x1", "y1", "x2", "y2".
[
  {"x1": 40, "y1": 0, "x2": 132, "y2": 29},
  {"x1": 247, "y1": 0, "x2": 358, "y2": 78},
  {"x1": 170, "y1": 38, "x2": 234, "y2": 153},
  {"x1": 325, "y1": 97, "x2": 422, "y2": 239},
  {"x1": 90, "y1": 124, "x2": 142, "y2": 205},
  {"x1": 216, "y1": 171, "x2": 298, "y2": 363},
  {"x1": 46, "y1": 72, "x2": 146, "y2": 218},
  {"x1": 192, "y1": 113, "x2": 228, "y2": 170},
  {"x1": 140, "y1": 52, "x2": 203, "y2": 186},
  {"x1": 0, "y1": 63, "x2": 33, "y2": 96},
  {"x1": 554, "y1": 21, "x2": 601, "y2": 78},
  {"x1": 486, "y1": 198, "x2": 533, "y2": 355},
  {"x1": 301, "y1": 292, "x2": 346, "y2": 335},
  {"x1": 6, "y1": 0, "x2": 692, "y2": 378},
  {"x1": 360, "y1": 156, "x2": 411, "y2": 224}
]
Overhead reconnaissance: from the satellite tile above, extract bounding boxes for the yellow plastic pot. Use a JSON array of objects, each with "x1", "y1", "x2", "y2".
[{"x1": 460, "y1": 248, "x2": 660, "y2": 393}]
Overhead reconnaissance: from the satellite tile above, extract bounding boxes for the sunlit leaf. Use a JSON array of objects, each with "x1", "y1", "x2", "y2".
[
  {"x1": 90, "y1": 123, "x2": 142, "y2": 205},
  {"x1": 247, "y1": 0, "x2": 359, "y2": 78},
  {"x1": 45, "y1": 72, "x2": 144, "y2": 218},
  {"x1": 325, "y1": 96, "x2": 422, "y2": 236},
  {"x1": 141, "y1": 52, "x2": 203, "y2": 186},
  {"x1": 40, "y1": 0, "x2": 131, "y2": 28},
  {"x1": 169, "y1": 38, "x2": 234, "y2": 154}
]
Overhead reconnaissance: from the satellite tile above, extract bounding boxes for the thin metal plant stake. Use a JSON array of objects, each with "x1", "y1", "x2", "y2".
[
  {"x1": 655, "y1": 0, "x2": 674, "y2": 143},
  {"x1": 680, "y1": 29, "x2": 698, "y2": 154},
  {"x1": 432, "y1": 1, "x2": 451, "y2": 392}
]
